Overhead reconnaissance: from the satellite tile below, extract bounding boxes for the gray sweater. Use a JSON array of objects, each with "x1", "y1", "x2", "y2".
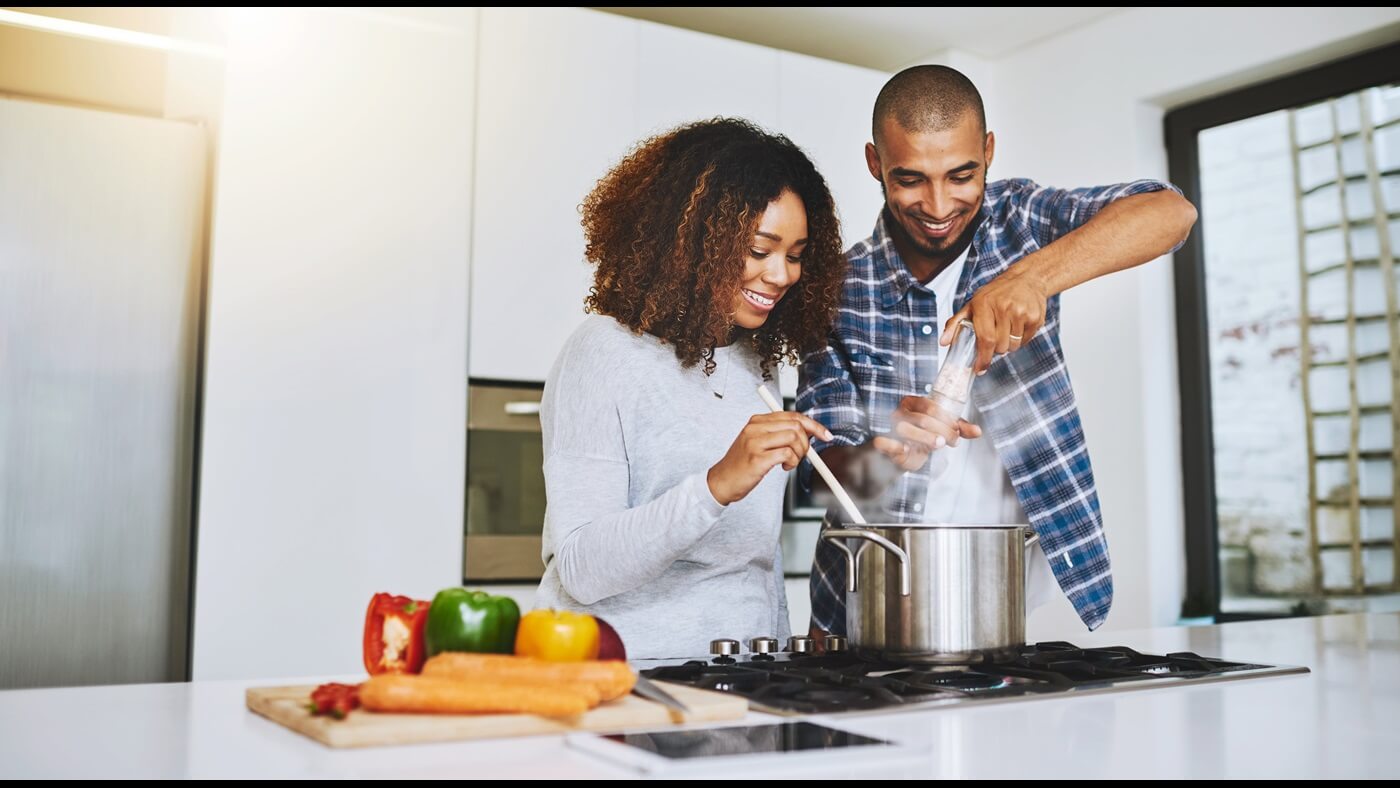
[{"x1": 534, "y1": 315, "x2": 792, "y2": 659}]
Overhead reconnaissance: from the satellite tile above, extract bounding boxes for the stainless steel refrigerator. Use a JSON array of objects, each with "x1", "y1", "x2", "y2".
[{"x1": 0, "y1": 96, "x2": 207, "y2": 689}]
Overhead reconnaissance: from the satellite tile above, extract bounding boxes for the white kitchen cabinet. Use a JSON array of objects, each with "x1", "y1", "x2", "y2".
[
  {"x1": 195, "y1": 8, "x2": 476, "y2": 681},
  {"x1": 634, "y1": 21, "x2": 780, "y2": 139},
  {"x1": 469, "y1": 8, "x2": 639, "y2": 381},
  {"x1": 775, "y1": 51, "x2": 889, "y2": 250},
  {"x1": 774, "y1": 53, "x2": 888, "y2": 399},
  {"x1": 470, "y1": 10, "x2": 890, "y2": 384}
]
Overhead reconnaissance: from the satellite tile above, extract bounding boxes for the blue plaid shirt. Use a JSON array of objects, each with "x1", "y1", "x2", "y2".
[{"x1": 799, "y1": 176, "x2": 1184, "y2": 635}]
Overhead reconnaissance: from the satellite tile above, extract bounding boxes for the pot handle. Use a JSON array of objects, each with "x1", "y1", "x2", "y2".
[{"x1": 820, "y1": 529, "x2": 911, "y2": 596}]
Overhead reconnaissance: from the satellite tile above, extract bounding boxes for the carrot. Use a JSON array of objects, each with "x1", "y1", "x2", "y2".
[
  {"x1": 422, "y1": 653, "x2": 637, "y2": 701},
  {"x1": 359, "y1": 674, "x2": 592, "y2": 718}
]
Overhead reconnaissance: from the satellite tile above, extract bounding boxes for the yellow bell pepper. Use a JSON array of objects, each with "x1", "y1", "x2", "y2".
[{"x1": 514, "y1": 609, "x2": 600, "y2": 662}]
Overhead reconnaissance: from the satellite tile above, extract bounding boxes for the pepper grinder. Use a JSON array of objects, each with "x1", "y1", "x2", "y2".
[
  {"x1": 930, "y1": 319, "x2": 977, "y2": 417},
  {"x1": 924, "y1": 319, "x2": 977, "y2": 480}
]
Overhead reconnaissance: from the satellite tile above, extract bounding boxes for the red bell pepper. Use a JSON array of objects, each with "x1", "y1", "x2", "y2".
[{"x1": 362, "y1": 592, "x2": 431, "y2": 675}]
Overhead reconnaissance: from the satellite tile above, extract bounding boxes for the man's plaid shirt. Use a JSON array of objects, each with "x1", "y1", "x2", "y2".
[{"x1": 799, "y1": 177, "x2": 1184, "y2": 634}]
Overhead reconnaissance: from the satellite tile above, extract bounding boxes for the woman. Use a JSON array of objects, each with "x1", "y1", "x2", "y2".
[{"x1": 533, "y1": 118, "x2": 847, "y2": 658}]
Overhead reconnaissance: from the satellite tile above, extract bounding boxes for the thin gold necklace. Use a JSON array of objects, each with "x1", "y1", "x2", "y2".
[{"x1": 712, "y1": 346, "x2": 732, "y2": 399}]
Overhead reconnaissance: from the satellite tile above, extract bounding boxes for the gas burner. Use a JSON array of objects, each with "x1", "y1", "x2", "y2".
[
  {"x1": 638, "y1": 640, "x2": 1308, "y2": 715},
  {"x1": 884, "y1": 669, "x2": 1041, "y2": 693}
]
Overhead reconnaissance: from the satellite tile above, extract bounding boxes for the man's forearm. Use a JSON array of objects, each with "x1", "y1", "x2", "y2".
[{"x1": 1011, "y1": 190, "x2": 1197, "y2": 297}]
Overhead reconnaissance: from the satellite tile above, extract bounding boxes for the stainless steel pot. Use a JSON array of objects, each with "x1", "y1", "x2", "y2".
[{"x1": 821, "y1": 522, "x2": 1038, "y2": 663}]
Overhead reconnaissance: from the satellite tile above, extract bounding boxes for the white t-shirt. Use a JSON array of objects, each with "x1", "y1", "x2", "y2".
[{"x1": 918, "y1": 249, "x2": 1056, "y2": 613}]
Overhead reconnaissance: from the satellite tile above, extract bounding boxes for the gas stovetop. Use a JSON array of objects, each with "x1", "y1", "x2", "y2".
[{"x1": 635, "y1": 638, "x2": 1309, "y2": 716}]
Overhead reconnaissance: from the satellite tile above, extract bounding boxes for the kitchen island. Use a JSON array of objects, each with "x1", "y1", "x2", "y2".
[{"x1": 2, "y1": 612, "x2": 1395, "y2": 779}]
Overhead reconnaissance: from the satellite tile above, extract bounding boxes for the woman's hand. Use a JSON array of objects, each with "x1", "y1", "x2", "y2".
[{"x1": 707, "y1": 413, "x2": 833, "y2": 505}]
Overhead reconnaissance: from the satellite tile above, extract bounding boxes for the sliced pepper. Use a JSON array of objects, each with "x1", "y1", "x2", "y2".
[
  {"x1": 514, "y1": 608, "x2": 600, "y2": 662},
  {"x1": 362, "y1": 592, "x2": 431, "y2": 675},
  {"x1": 308, "y1": 682, "x2": 361, "y2": 719},
  {"x1": 425, "y1": 588, "x2": 521, "y2": 656}
]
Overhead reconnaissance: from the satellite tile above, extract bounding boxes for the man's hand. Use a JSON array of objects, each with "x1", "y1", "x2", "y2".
[
  {"x1": 872, "y1": 395, "x2": 981, "y2": 471},
  {"x1": 942, "y1": 265, "x2": 1048, "y2": 373}
]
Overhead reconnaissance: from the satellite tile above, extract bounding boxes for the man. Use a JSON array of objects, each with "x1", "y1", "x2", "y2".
[{"x1": 800, "y1": 65, "x2": 1197, "y2": 641}]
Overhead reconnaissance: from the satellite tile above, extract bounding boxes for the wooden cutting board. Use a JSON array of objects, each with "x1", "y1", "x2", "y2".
[{"x1": 246, "y1": 681, "x2": 747, "y2": 749}]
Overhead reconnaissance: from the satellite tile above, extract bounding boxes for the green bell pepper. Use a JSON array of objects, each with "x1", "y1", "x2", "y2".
[{"x1": 425, "y1": 588, "x2": 521, "y2": 656}]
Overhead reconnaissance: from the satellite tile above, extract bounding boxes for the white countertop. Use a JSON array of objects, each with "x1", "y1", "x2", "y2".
[{"x1": 2, "y1": 612, "x2": 1397, "y2": 779}]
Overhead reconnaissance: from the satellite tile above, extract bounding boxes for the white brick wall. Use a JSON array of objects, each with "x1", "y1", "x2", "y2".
[
  {"x1": 1199, "y1": 110, "x2": 1312, "y2": 594},
  {"x1": 1200, "y1": 90, "x2": 1400, "y2": 596}
]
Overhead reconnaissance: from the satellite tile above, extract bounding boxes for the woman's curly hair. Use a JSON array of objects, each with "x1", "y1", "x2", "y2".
[{"x1": 581, "y1": 117, "x2": 846, "y2": 377}]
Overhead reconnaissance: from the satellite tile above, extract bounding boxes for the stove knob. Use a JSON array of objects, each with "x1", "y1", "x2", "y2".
[
  {"x1": 786, "y1": 635, "x2": 813, "y2": 654},
  {"x1": 749, "y1": 637, "x2": 779, "y2": 654},
  {"x1": 823, "y1": 635, "x2": 848, "y2": 653},
  {"x1": 710, "y1": 638, "x2": 742, "y2": 656}
]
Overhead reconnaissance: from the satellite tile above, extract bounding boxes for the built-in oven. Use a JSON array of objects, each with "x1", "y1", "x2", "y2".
[
  {"x1": 780, "y1": 395, "x2": 829, "y2": 522},
  {"x1": 464, "y1": 381, "x2": 547, "y2": 581},
  {"x1": 465, "y1": 387, "x2": 825, "y2": 582},
  {"x1": 781, "y1": 396, "x2": 826, "y2": 576}
]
